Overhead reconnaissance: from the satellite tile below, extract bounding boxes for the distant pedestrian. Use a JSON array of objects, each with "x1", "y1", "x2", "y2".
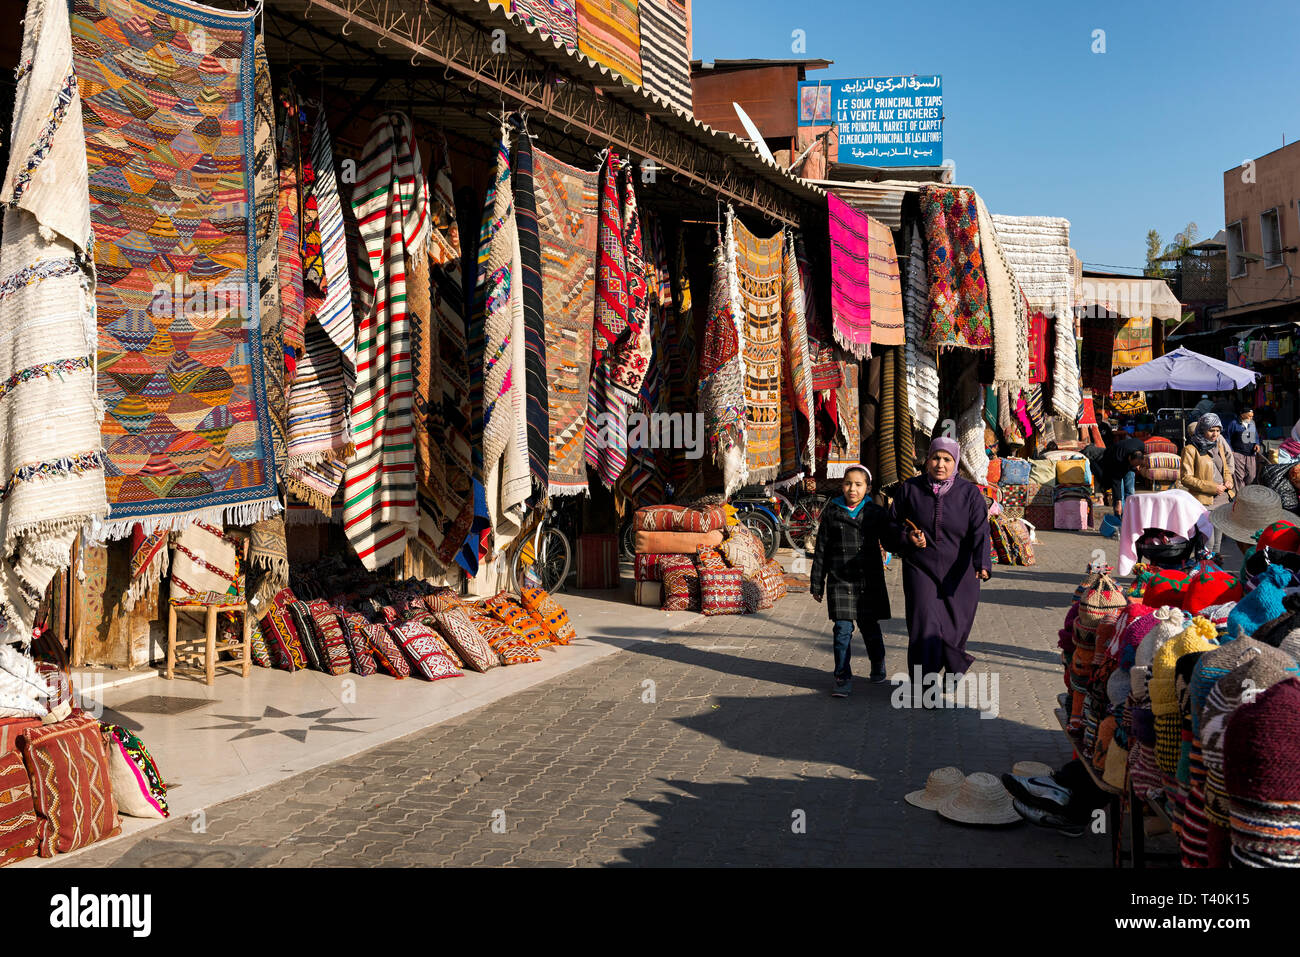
[
  {"x1": 890, "y1": 437, "x2": 991, "y2": 696},
  {"x1": 810, "y1": 465, "x2": 900, "y2": 697},
  {"x1": 1226, "y1": 406, "x2": 1260, "y2": 489},
  {"x1": 1099, "y1": 437, "x2": 1145, "y2": 516},
  {"x1": 1181, "y1": 413, "x2": 1235, "y2": 557}
]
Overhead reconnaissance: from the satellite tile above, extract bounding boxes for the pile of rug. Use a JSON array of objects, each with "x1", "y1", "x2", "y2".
[
  {"x1": 75, "y1": 0, "x2": 279, "y2": 538},
  {"x1": 0, "y1": 0, "x2": 108, "y2": 639}
]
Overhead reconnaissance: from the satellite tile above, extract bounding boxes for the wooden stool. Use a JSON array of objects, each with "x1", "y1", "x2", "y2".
[{"x1": 166, "y1": 601, "x2": 252, "y2": 685}]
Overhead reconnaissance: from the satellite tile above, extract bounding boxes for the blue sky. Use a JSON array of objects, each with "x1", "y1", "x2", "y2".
[{"x1": 692, "y1": 0, "x2": 1300, "y2": 272}]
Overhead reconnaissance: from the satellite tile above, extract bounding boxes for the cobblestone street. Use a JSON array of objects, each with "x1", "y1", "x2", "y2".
[{"x1": 63, "y1": 530, "x2": 1109, "y2": 867}]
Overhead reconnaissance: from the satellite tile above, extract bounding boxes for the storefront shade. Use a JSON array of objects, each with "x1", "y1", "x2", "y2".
[{"x1": 1109, "y1": 347, "x2": 1259, "y2": 392}]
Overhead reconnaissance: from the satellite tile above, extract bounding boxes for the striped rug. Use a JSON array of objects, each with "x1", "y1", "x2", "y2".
[
  {"x1": 828, "y1": 193, "x2": 872, "y2": 358},
  {"x1": 252, "y1": 37, "x2": 286, "y2": 483},
  {"x1": 513, "y1": 0, "x2": 578, "y2": 51},
  {"x1": 533, "y1": 148, "x2": 598, "y2": 497},
  {"x1": 733, "y1": 219, "x2": 785, "y2": 485},
  {"x1": 343, "y1": 112, "x2": 428, "y2": 569},
  {"x1": 638, "y1": 0, "x2": 692, "y2": 113},
  {"x1": 780, "y1": 232, "x2": 815, "y2": 479},
  {"x1": 867, "y1": 217, "x2": 904, "y2": 346},
  {"x1": 577, "y1": 0, "x2": 642, "y2": 85},
  {"x1": 512, "y1": 122, "x2": 550, "y2": 504}
]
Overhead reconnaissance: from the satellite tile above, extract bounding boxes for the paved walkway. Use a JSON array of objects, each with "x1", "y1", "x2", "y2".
[{"x1": 61, "y1": 530, "x2": 1108, "y2": 867}]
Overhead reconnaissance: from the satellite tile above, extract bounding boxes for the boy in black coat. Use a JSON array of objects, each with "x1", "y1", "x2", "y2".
[{"x1": 810, "y1": 465, "x2": 917, "y2": 697}]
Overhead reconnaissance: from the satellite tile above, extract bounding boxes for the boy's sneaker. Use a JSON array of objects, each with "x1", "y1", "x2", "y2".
[
  {"x1": 831, "y1": 679, "x2": 852, "y2": 698},
  {"x1": 869, "y1": 666, "x2": 888, "y2": 684}
]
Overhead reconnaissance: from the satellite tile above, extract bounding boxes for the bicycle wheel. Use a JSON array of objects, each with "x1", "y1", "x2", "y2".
[
  {"x1": 738, "y1": 510, "x2": 780, "y2": 560},
  {"x1": 784, "y1": 494, "x2": 828, "y2": 552},
  {"x1": 619, "y1": 518, "x2": 637, "y2": 559},
  {"x1": 513, "y1": 527, "x2": 573, "y2": 595}
]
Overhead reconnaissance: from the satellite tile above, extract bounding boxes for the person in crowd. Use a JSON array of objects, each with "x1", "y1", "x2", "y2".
[
  {"x1": 810, "y1": 465, "x2": 902, "y2": 697},
  {"x1": 889, "y1": 437, "x2": 991, "y2": 697},
  {"x1": 1193, "y1": 394, "x2": 1214, "y2": 418},
  {"x1": 1180, "y1": 413, "x2": 1235, "y2": 557},
  {"x1": 1225, "y1": 406, "x2": 1261, "y2": 489},
  {"x1": 1099, "y1": 437, "x2": 1146, "y2": 516}
]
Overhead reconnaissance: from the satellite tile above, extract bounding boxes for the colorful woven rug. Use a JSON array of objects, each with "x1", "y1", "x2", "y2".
[
  {"x1": 343, "y1": 112, "x2": 428, "y2": 569},
  {"x1": 638, "y1": 0, "x2": 692, "y2": 114},
  {"x1": 699, "y1": 221, "x2": 747, "y2": 496},
  {"x1": 0, "y1": 0, "x2": 109, "y2": 637},
  {"x1": 512, "y1": 0, "x2": 578, "y2": 51},
  {"x1": 826, "y1": 354, "x2": 860, "y2": 480},
  {"x1": 75, "y1": 0, "x2": 278, "y2": 534},
  {"x1": 511, "y1": 121, "x2": 549, "y2": 504},
  {"x1": 827, "y1": 194, "x2": 872, "y2": 358},
  {"x1": 780, "y1": 232, "x2": 815, "y2": 480},
  {"x1": 1113, "y1": 315, "x2": 1153, "y2": 369},
  {"x1": 867, "y1": 217, "x2": 904, "y2": 347},
  {"x1": 919, "y1": 185, "x2": 992, "y2": 351},
  {"x1": 1080, "y1": 316, "x2": 1115, "y2": 395},
  {"x1": 733, "y1": 218, "x2": 784, "y2": 484},
  {"x1": 577, "y1": 0, "x2": 642, "y2": 85},
  {"x1": 533, "y1": 148, "x2": 597, "y2": 497}
]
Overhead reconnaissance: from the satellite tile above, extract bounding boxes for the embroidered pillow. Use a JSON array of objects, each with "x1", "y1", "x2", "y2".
[
  {"x1": 432, "y1": 607, "x2": 500, "y2": 672},
  {"x1": 520, "y1": 587, "x2": 576, "y2": 645},
  {"x1": 20, "y1": 716, "x2": 120, "y2": 856},
  {"x1": 467, "y1": 612, "x2": 542, "y2": 665},
  {"x1": 340, "y1": 613, "x2": 378, "y2": 677},
  {"x1": 699, "y1": 567, "x2": 745, "y2": 616},
  {"x1": 261, "y1": 609, "x2": 306, "y2": 672},
  {"x1": 0, "y1": 748, "x2": 39, "y2": 867},
  {"x1": 661, "y1": 564, "x2": 700, "y2": 612},
  {"x1": 247, "y1": 615, "x2": 275, "y2": 669},
  {"x1": 695, "y1": 546, "x2": 728, "y2": 570},
  {"x1": 307, "y1": 602, "x2": 353, "y2": 676},
  {"x1": 759, "y1": 559, "x2": 789, "y2": 605},
  {"x1": 718, "y1": 528, "x2": 764, "y2": 575},
  {"x1": 741, "y1": 574, "x2": 766, "y2": 612},
  {"x1": 389, "y1": 622, "x2": 464, "y2": 681},
  {"x1": 101, "y1": 724, "x2": 168, "y2": 820},
  {"x1": 285, "y1": 601, "x2": 326, "y2": 671},
  {"x1": 424, "y1": 587, "x2": 468, "y2": 614},
  {"x1": 363, "y1": 624, "x2": 410, "y2": 678},
  {"x1": 483, "y1": 594, "x2": 553, "y2": 648}
]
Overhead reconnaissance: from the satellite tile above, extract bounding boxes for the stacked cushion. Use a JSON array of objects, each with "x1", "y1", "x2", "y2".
[
  {"x1": 0, "y1": 748, "x2": 39, "y2": 866},
  {"x1": 20, "y1": 716, "x2": 120, "y2": 856},
  {"x1": 699, "y1": 567, "x2": 745, "y2": 616}
]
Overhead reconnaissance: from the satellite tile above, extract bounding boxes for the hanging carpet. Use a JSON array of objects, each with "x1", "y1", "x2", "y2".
[
  {"x1": 827, "y1": 193, "x2": 873, "y2": 358},
  {"x1": 903, "y1": 223, "x2": 941, "y2": 435},
  {"x1": 511, "y1": 120, "x2": 550, "y2": 504},
  {"x1": 513, "y1": 0, "x2": 579, "y2": 51},
  {"x1": 732, "y1": 217, "x2": 785, "y2": 485},
  {"x1": 576, "y1": 0, "x2": 643, "y2": 86},
  {"x1": 699, "y1": 219, "x2": 747, "y2": 497},
  {"x1": 780, "y1": 232, "x2": 815, "y2": 481},
  {"x1": 867, "y1": 217, "x2": 905, "y2": 346},
  {"x1": 638, "y1": 0, "x2": 693, "y2": 114},
  {"x1": 918, "y1": 185, "x2": 992, "y2": 351}
]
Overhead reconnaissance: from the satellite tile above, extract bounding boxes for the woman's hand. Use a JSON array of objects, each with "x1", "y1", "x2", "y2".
[
  {"x1": 908, "y1": 529, "x2": 927, "y2": 549},
  {"x1": 977, "y1": 569, "x2": 991, "y2": 581},
  {"x1": 1215, "y1": 483, "x2": 1228, "y2": 495}
]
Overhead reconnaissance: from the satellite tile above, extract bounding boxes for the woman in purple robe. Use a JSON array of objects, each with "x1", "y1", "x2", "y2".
[{"x1": 890, "y1": 436, "x2": 991, "y2": 684}]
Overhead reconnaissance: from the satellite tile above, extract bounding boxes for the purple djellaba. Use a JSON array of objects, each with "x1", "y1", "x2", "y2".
[{"x1": 888, "y1": 436, "x2": 992, "y2": 680}]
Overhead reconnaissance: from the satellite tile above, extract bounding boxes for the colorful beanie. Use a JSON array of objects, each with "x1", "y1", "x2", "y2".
[
  {"x1": 1253, "y1": 609, "x2": 1300, "y2": 649},
  {"x1": 1226, "y1": 564, "x2": 1294, "y2": 641},
  {"x1": 1152, "y1": 617, "x2": 1218, "y2": 717},
  {"x1": 1201, "y1": 648, "x2": 1299, "y2": 828},
  {"x1": 1225, "y1": 678, "x2": 1300, "y2": 867},
  {"x1": 1132, "y1": 607, "x2": 1187, "y2": 701}
]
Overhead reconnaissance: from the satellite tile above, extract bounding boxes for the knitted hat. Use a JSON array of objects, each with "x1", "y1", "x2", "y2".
[
  {"x1": 1058, "y1": 603, "x2": 1079, "y2": 656},
  {"x1": 1182, "y1": 561, "x2": 1243, "y2": 614},
  {"x1": 1256, "y1": 519, "x2": 1300, "y2": 554},
  {"x1": 1226, "y1": 564, "x2": 1294, "y2": 640},
  {"x1": 1077, "y1": 572, "x2": 1128, "y2": 631},
  {"x1": 1225, "y1": 679, "x2": 1300, "y2": 866},
  {"x1": 1173, "y1": 652, "x2": 1205, "y2": 784},
  {"x1": 1252, "y1": 609, "x2": 1300, "y2": 649},
  {"x1": 1118, "y1": 611, "x2": 1159, "y2": 671},
  {"x1": 1132, "y1": 607, "x2": 1187, "y2": 700},
  {"x1": 1200, "y1": 649, "x2": 1299, "y2": 827},
  {"x1": 1190, "y1": 638, "x2": 1272, "y2": 740},
  {"x1": 1197, "y1": 601, "x2": 1239, "y2": 627},
  {"x1": 1142, "y1": 568, "x2": 1192, "y2": 610},
  {"x1": 1108, "y1": 669, "x2": 1132, "y2": 707},
  {"x1": 1212, "y1": 485, "x2": 1288, "y2": 544},
  {"x1": 1151, "y1": 617, "x2": 1218, "y2": 717}
]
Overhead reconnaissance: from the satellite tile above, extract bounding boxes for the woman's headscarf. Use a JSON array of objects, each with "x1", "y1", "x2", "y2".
[
  {"x1": 926, "y1": 436, "x2": 960, "y2": 497},
  {"x1": 1192, "y1": 413, "x2": 1222, "y2": 455}
]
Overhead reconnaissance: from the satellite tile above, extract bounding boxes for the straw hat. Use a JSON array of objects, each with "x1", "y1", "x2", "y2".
[
  {"x1": 904, "y1": 766, "x2": 964, "y2": 810},
  {"x1": 1211, "y1": 486, "x2": 1288, "y2": 544},
  {"x1": 1011, "y1": 761, "x2": 1054, "y2": 778},
  {"x1": 938, "y1": 772, "x2": 1023, "y2": 825}
]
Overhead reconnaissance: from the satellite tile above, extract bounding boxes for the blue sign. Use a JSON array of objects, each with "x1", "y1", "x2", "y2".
[{"x1": 797, "y1": 75, "x2": 943, "y2": 167}]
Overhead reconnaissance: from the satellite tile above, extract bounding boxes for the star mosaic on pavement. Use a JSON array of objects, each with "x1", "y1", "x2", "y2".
[{"x1": 195, "y1": 706, "x2": 371, "y2": 743}]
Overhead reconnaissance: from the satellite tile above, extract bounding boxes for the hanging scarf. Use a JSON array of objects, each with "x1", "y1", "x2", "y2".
[{"x1": 343, "y1": 112, "x2": 428, "y2": 569}]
